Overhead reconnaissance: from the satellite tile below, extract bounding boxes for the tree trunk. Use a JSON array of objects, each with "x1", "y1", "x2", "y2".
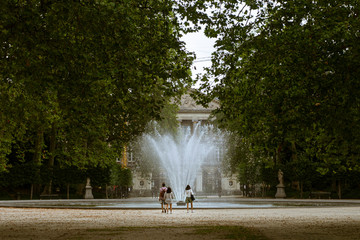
[
  {"x1": 291, "y1": 142, "x2": 297, "y2": 160},
  {"x1": 33, "y1": 129, "x2": 44, "y2": 165},
  {"x1": 300, "y1": 181, "x2": 303, "y2": 198},
  {"x1": 41, "y1": 124, "x2": 56, "y2": 195},
  {"x1": 276, "y1": 144, "x2": 281, "y2": 165},
  {"x1": 67, "y1": 183, "x2": 70, "y2": 199},
  {"x1": 30, "y1": 184, "x2": 33, "y2": 200},
  {"x1": 106, "y1": 184, "x2": 108, "y2": 199},
  {"x1": 33, "y1": 129, "x2": 44, "y2": 198},
  {"x1": 338, "y1": 179, "x2": 342, "y2": 199}
]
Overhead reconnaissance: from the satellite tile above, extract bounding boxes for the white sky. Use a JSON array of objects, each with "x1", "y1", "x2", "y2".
[{"x1": 181, "y1": 29, "x2": 216, "y2": 80}]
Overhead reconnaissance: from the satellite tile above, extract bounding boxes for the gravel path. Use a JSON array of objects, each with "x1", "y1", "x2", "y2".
[{"x1": 1, "y1": 207, "x2": 360, "y2": 239}]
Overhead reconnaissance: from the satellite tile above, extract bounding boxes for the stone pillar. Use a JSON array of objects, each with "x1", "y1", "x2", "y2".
[
  {"x1": 195, "y1": 170, "x2": 203, "y2": 192},
  {"x1": 84, "y1": 177, "x2": 94, "y2": 199},
  {"x1": 192, "y1": 119, "x2": 198, "y2": 133}
]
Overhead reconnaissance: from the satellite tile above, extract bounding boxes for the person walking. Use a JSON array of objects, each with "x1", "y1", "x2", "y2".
[
  {"x1": 164, "y1": 187, "x2": 175, "y2": 214},
  {"x1": 185, "y1": 185, "x2": 194, "y2": 213},
  {"x1": 159, "y1": 183, "x2": 167, "y2": 213}
]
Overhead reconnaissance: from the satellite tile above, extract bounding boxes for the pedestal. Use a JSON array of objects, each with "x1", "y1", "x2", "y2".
[
  {"x1": 275, "y1": 184, "x2": 286, "y2": 198},
  {"x1": 85, "y1": 186, "x2": 94, "y2": 199}
]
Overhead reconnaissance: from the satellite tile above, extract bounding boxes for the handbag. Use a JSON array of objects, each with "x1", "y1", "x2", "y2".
[{"x1": 191, "y1": 194, "x2": 195, "y2": 201}]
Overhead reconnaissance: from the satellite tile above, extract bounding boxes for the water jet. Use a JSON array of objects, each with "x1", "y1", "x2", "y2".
[{"x1": 143, "y1": 122, "x2": 225, "y2": 203}]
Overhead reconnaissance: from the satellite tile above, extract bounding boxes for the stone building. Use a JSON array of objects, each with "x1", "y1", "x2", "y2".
[{"x1": 129, "y1": 91, "x2": 241, "y2": 197}]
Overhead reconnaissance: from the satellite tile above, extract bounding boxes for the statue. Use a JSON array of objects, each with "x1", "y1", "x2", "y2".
[
  {"x1": 86, "y1": 177, "x2": 91, "y2": 186},
  {"x1": 275, "y1": 169, "x2": 286, "y2": 198},
  {"x1": 84, "y1": 177, "x2": 94, "y2": 199},
  {"x1": 278, "y1": 169, "x2": 284, "y2": 186}
]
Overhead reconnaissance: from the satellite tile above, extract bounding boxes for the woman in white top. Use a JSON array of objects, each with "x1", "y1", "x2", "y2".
[
  {"x1": 184, "y1": 185, "x2": 194, "y2": 213},
  {"x1": 164, "y1": 187, "x2": 175, "y2": 214}
]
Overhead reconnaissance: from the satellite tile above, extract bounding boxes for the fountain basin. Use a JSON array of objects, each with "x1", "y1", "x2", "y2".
[
  {"x1": 176, "y1": 201, "x2": 186, "y2": 206},
  {"x1": 1, "y1": 197, "x2": 359, "y2": 209}
]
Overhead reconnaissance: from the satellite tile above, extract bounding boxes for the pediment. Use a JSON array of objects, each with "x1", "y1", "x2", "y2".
[{"x1": 179, "y1": 93, "x2": 219, "y2": 112}]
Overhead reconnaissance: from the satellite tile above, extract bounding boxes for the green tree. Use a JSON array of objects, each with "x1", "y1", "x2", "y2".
[
  {"x1": 0, "y1": 0, "x2": 197, "y2": 196},
  {"x1": 111, "y1": 164, "x2": 132, "y2": 188},
  {"x1": 197, "y1": 1, "x2": 360, "y2": 194},
  {"x1": 110, "y1": 163, "x2": 132, "y2": 198}
]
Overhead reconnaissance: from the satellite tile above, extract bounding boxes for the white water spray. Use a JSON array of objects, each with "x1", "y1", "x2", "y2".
[{"x1": 143, "y1": 123, "x2": 225, "y2": 201}]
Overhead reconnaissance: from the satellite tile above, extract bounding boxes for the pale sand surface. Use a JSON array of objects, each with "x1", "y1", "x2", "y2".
[{"x1": 1, "y1": 207, "x2": 360, "y2": 239}]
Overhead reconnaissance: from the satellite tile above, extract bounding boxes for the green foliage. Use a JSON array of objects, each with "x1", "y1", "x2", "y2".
[
  {"x1": 53, "y1": 165, "x2": 85, "y2": 186},
  {"x1": 3, "y1": 0, "x2": 359, "y2": 197},
  {"x1": 0, "y1": 0, "x2": 195, "y2": 173},
  {"x1": 158, "y1": 103, "x2": 181, "y2": 136},
  {"x1": 110, "y1": 164, "x2": 132, "y2": 187},
  {"x1": 0, "y1": 0, "x2": 211, "y2": 197},
  {"x1": 86, "y1": 165, "x2": 112, "y2": 187},
  {"x1": 195, "y1": 0, "x2": 360, "y2": 194}
]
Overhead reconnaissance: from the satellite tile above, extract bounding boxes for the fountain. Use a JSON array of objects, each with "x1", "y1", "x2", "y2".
[{"x1": 143, "y1": 122, "x2": 225, "y2": 203}]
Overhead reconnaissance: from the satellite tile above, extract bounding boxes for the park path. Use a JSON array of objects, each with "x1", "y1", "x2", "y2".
[{"x1": 1, "y1": 207, "x2": 360, "y2": 239}]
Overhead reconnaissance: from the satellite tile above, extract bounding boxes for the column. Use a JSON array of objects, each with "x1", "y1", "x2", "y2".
[
  {"x1": 192, "y1": 119, "x2": 198, "y2": 133},
  {"x1": 195, "y1": 170, "x2": 203, "y2": 192}
]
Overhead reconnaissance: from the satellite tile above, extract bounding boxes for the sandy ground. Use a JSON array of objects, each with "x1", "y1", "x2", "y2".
[{"x1": 1, "y1": 206, "x2": 360, "y2": 240}]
